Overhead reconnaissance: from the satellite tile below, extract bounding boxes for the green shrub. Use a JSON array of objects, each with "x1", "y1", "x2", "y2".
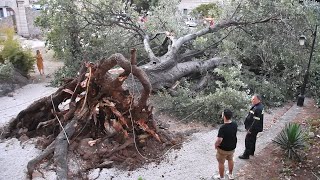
[
  {"x1": 245, "y1": 75, "x2": 286, "y2": 107},
  {"x1": 273, "y1": 123, "x2": 306, "y2": 160},
  {"x1": 0, "y1": 60, "x2": 14, "y2": 80},
  {"x1": 0, "y1": 28, "x2": 35, "y2": 77},
  {"x1": 309, "y1": 58, "x2": 320, "y2": 107},
  {"x1": 154, "y1": 65, "x2": 250, "y2": 124},
  {"x1": 50, "y1": 65, "x2": 78, "y2": 86},
  {"x1": 6, "y1": 50, "x2": 35, "y2": 76}
]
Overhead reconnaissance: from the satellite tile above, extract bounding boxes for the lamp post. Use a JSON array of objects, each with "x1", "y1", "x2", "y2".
[{"x1": 297, "y1": 25, "x2": 318, "y2": 106}]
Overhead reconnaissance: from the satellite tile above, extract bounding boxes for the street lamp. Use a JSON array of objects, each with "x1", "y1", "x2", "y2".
[
  {"x1": 297, "y1": 25, "x2": 318, "y2": 106},
  {"x1": 299, "y1": 35, "x2": 306, "y2": 46}
]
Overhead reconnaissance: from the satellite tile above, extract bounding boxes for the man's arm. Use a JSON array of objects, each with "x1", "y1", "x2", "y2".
[{"x1": 215, "y1": 137, "x2": 223, "y2": 149}]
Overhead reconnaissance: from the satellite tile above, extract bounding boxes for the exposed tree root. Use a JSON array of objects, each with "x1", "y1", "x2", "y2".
[
  {"x1": 105, "y1": 138, "x2": 134, "y2": 158},
  {"x1": 4, "y1": 50, "x2": 178, "y2": 179},
  {"x1": 54, "y1": 119, "x2": 78, "y2": 180},
  {"x1": 27, "y1": 142, "x2": 55, "y2": 177}
]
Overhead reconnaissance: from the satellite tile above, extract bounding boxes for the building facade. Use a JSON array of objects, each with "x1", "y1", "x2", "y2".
[
  {"x1": 178, "y1": 0, "x2": 223, "y2": 15},
  {"x1": 0, "y1": 0, "x2": 31, "y2": 37},
  {"x1": 0, "y1": 6, "x2": 14, "y2": 18}
]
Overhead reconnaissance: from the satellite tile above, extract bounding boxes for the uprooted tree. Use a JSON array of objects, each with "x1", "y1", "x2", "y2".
[
  {"x1": 3, "y1": 49, "x2": 177, "y2": 179},
  {"x1": 81, "y1": 0, "x2": 278, "y2": 90},
  {"x1": 37, "y1": 0, "x2": 282, "y2": 91},
  {"x1": 35, "y1": 0, "x2": 320, "y2": 108}
]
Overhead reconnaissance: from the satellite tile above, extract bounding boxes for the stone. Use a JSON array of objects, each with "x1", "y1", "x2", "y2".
[
  {"x1": 97, "y1": 160, "x2": 114, "y2": 168},
  {"x1": 19, "y1": 134, "x2": 29, "y2": 142},
  {"x1": 32, "y1": 170, "x2": 43, "y2": 179},
  {"x1": 309, "y1": 132, "x2": 315, "y2": 138},
  {"x1": 7, "y1": 92, "x2": 14, "y2": 97},
  {"x1": 311, "y1": 120, "x2": 320, "y2": 126}
]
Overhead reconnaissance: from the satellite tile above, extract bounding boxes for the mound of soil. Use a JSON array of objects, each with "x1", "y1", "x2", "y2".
[{"x1": 0, "y1": 68, "x2": 29, "y2": 97}]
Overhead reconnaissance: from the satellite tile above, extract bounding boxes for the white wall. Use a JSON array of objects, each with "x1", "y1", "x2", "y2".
[
  {"x1": 177, "y1": 0, "x2": 223, "y2": 15},
  {"x1": 3, "y1": 7, "x2": 8, "y2": 17}
]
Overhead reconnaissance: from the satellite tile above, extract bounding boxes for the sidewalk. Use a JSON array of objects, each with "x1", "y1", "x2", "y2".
[
  {"x1": 234, "y1": 99, "x2": 311, "y2": 179},
  {"x1": 88, "y1": 100, "x2": 304, "y2": 180},
  {"x1": 0, "y1": 97, "x2": 310, "y2": 180}
]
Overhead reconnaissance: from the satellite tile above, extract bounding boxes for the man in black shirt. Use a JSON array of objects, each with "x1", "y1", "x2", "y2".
[
  {"x1": 239, "y1": 94, "x2": 264, "y2": 159},
  {"x1": 214, "y1": 109, "x2": 237, "y2": 180}
]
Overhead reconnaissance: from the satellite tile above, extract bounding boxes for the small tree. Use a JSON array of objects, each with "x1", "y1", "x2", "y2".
[{"x1": 0, "y1": 28, "x2": 35, "y2": 77}]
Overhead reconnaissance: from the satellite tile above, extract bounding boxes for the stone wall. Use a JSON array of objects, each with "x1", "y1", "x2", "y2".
[
  {"x1": 0, "y1": 15, "x2": 15, "y2": 29},
  {"x1": 25, "y1": 7, "x2": 42, "y2": 38}
]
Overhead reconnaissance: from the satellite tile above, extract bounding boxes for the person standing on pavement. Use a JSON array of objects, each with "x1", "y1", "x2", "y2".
[
  {"x1": 239, "y1": 94, "x2": 264, "y2": 159},
  {"x1": 213, "y1": 109, "x2": 237, "y2": 180},
  {"x1": 36, "y1": 50, "x2": 44, "y2": 75}
]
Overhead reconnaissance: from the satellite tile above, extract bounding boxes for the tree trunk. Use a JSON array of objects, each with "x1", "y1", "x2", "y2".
[
  {"x1": 138, "y1": 18, "x2": 275, "y2": 90},
  {"x1": 142, "y1": 56, "x2": 232, "y2": 90}
]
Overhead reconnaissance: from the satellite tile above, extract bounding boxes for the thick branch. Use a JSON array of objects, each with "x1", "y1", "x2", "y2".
[
  {"x1": 173, "y1": 17, "x2": 277, "y2": 53},
  {"x1": 178, "y1": 50, "x2": 205, "y2": 62},
  {"x1": 193, "y1": 74, "x2": 210, "y2": 92},
  {"x1": 96, "y1": 53, "x2": 152, "y2": 110},
  {"x1": 172, "y1": 57, "x2": 232, "y2": 79},
  {"x1": 143, "y1": 35, "x2": 159, "y2": 62},
  {"x1": 148, "y1": 57, "x2": 232, "y2": 90}
]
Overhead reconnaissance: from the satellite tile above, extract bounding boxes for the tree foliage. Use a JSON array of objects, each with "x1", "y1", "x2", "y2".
[
  {"x1": 0, "y1": 28, "x2": 35, "y2": 77},
  {"x1": 36, "y1": 0, "x2": 83, "y2": 74},
  {"x1": 191, "y1": 3, "x2": 221, "y2": 18},
  {"x1": 35, "y1": 0, "x2": 320, "y2": 122},
  {"x1": 154, "y1": 64, "x2": 249, "y2": 123},
  {"x1": 129, "y1": 0, "x2": 159, "y2": 13},
  {"x1": 220, "y1": 0, "x2": 320, "y2": 103}
]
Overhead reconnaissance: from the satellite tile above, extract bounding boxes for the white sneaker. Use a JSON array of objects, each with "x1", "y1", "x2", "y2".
[
  {"x1": 212, "y1": 174, "x2": 225, "y2": 180},
  {"x1": 226, "y1": 171, "x2": 235, "y2": 180},
  {"x1": 227, "y1": 173, "x2": 235, "y2": 180}
]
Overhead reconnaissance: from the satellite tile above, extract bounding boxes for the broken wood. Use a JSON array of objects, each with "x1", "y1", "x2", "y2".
[{"x1": 4, "y1": 49, "x2": 176, "y2": 179}]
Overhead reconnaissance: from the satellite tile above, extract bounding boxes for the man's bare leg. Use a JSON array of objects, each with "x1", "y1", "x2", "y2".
[
  {"x1": 228, "y1": 159, "x2": 234, "y2": 174},
  {"x1": 218, "y1": 162, "x2": 225, "y2": 178}
]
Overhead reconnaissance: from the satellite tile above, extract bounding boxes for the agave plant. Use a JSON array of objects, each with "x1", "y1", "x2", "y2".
[{"x1": 273, "y1": 123, "x2": 306, "y2": 160}]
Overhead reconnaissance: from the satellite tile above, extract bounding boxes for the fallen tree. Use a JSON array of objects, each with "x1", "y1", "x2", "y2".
[
  {"x1": 3, "y1": 49, "x2": 177, "y2": 179},
  {"x1": 38, "y1": 0, "x2": 281, "y2": 91}
]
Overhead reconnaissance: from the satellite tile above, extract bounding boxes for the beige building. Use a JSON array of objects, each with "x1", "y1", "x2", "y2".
[
  {"x1": 178, "y1": 0, "x2": 223, "y2": 15},
  {"x1": 0, "y1": 0, "x2": 30, "y2": 37}
]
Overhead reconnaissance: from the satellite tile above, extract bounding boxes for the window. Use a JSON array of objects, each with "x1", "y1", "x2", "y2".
[
  {"x1": 183, "y1": 9, "x2": 188, "y2": 15},
  {"x1": 0, "y1": 8, "x2": 4, "y2": 18}
]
